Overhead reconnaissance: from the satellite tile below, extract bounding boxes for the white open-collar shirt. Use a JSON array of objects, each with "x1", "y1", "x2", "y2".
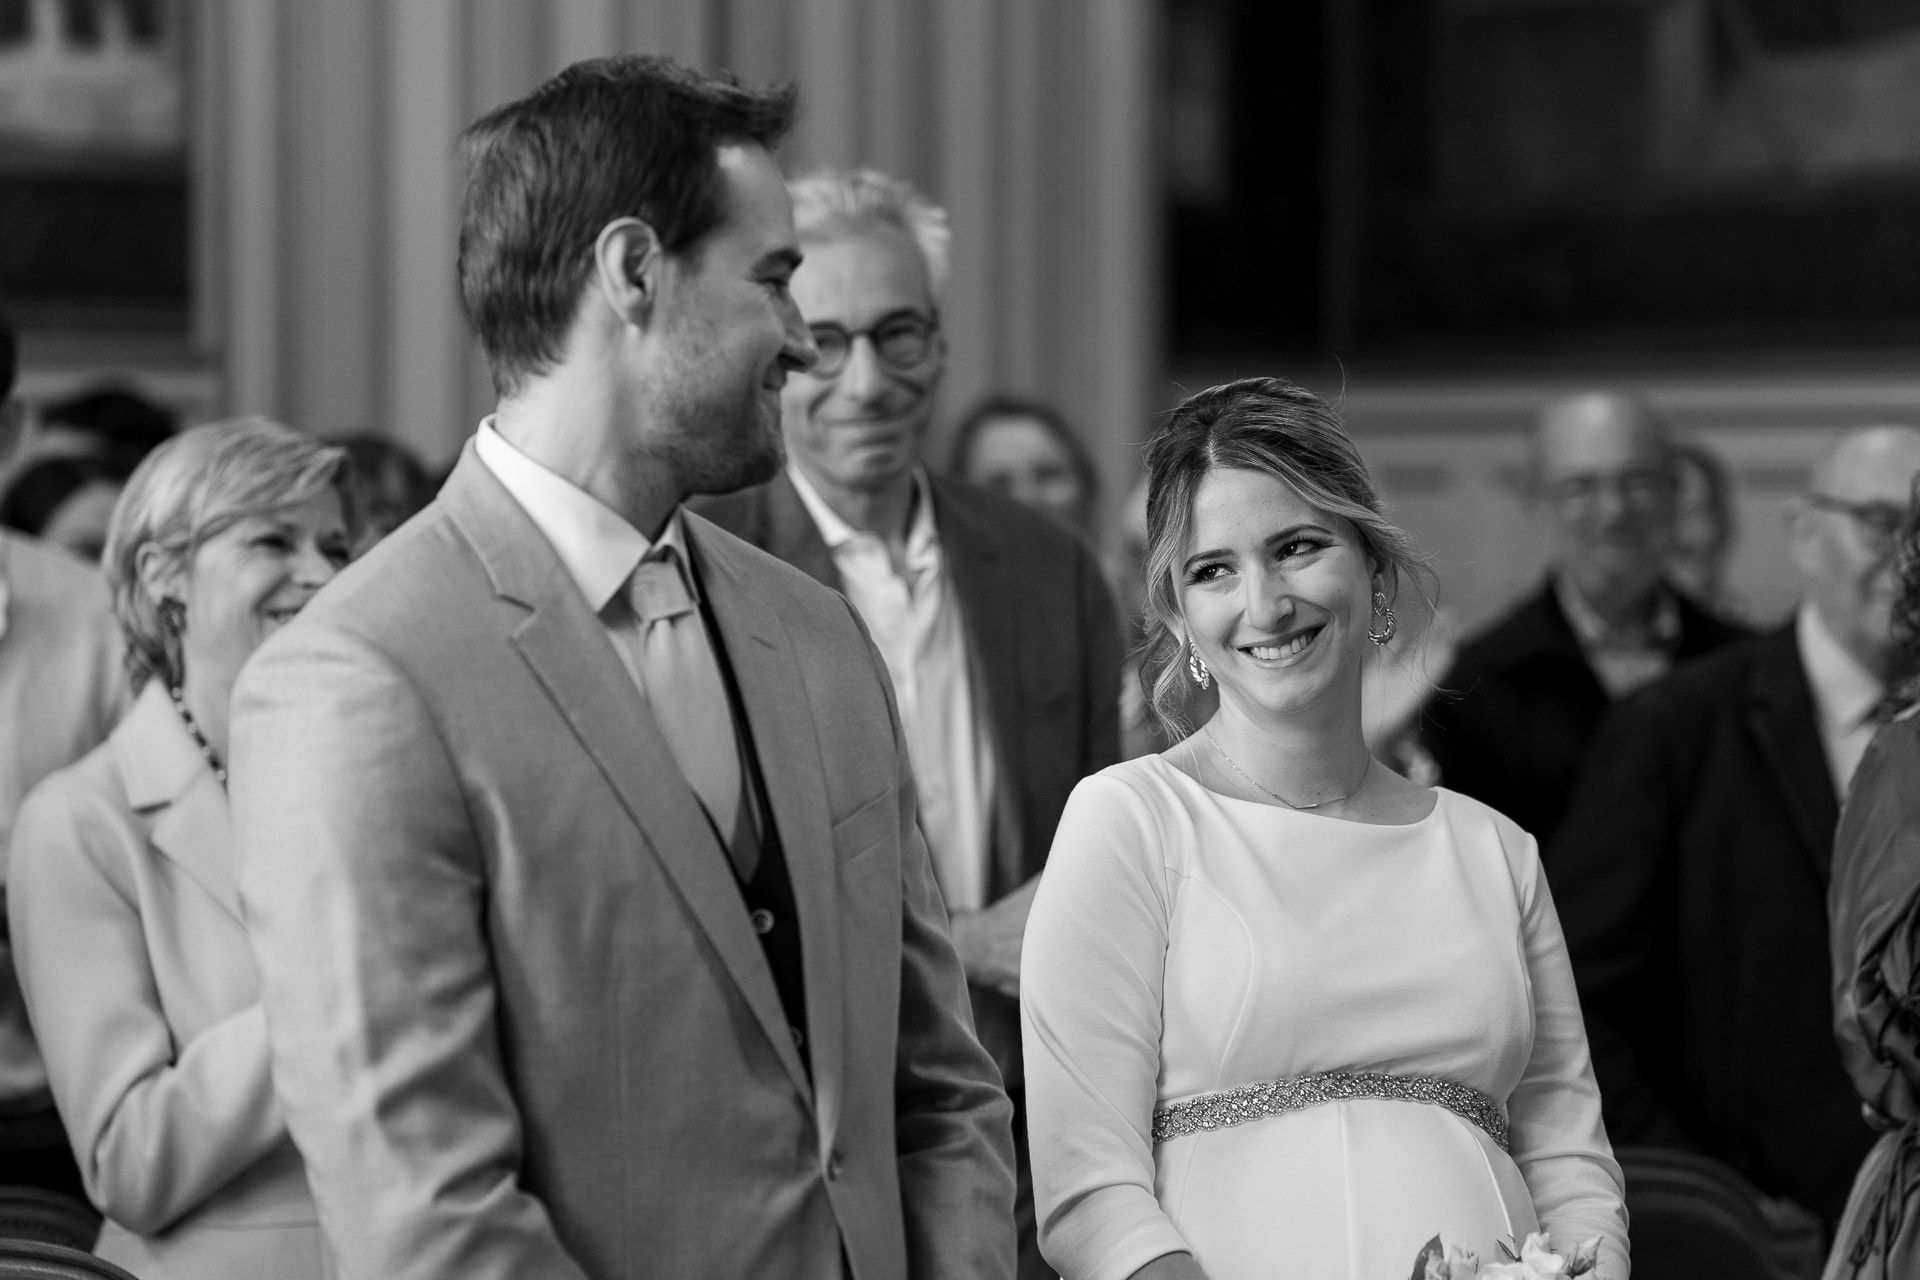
[
  {"x1": 788, "y1": 464, "x2": 996, "y2": 912},
  {"x1": 1796, "y1": 601, "x2": 1884, "y2": 800}
]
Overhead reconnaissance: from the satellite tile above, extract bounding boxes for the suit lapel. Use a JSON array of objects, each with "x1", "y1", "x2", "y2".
[
  {"x1": 1472, "y1": 581, "x2": 1609, "y2": 706},
  {"x1": 1529, "y1": 581, "x2": 1608, "y2": 685},
  {"x1": 928, "y1": 480, "x2": 1027, "y2": 897},
  {"x1": 117, "y1": 683, "x2": 242, "y2": 924},
  {"x1": 1743, "y1": 625, "x2": 1840, "y2": 880},
  {"x1": 442, "y1": 451, "x2": 813, "y2": 1100},
  {"x1": 761, "y1": 473, "x2": 842, "y2": 592},
  {"x1": 1674, "y1": 591, "x2": 1747, "y2": 658},
  {"x1": 687, "y1": 515, "x2": 846, "y2": 1140},
  {"x1": 151, "y1": 781, "x2": 239, "y2": 921}
]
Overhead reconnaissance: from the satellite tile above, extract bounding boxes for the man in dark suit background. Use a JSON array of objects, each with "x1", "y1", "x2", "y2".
[
  {"x1": 1423, "y1": 391, "x2": 1748, "y2": 844},
  {"x1": 1551, "y1": 424, "x2": 1920, "y2": 1229},
  {"x1": 697, "y1": 167, "x2": 1121, "y2": 1280}
]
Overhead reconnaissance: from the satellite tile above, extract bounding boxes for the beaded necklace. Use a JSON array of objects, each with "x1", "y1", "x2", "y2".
[{"x1": 167, "y1": 685, "x2": 227, "y2": 788}]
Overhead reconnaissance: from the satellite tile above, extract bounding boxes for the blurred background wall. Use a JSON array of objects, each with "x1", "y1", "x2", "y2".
[
  {"x1": 10, "y1": 0, "x2": 1920, "y2": 632},
  {"x1": 1165, "y1": 0, "x2": 1920, "y2": 630},
  {"x1": 7, "y1": 0, "x2": 1157, "y2": 513}
]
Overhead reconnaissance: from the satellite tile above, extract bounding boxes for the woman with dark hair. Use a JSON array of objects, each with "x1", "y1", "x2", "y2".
[
  {"x1": 952, "y1": 395, "x2": 1100, "y2": 537},
  {"x1": 1021, "y1": 377, "x2": 1627, "y2": 1279},
  {"x1": 8, "y1": 418, "x2": 352, "y2": 1279},
  {"x1": 332, "y1": 432, "x2": 436, "y2": 555},
  {"x1": 0, "y1": 453, "x2": 126, "y2": 563},
  {"x1": 1824, "y1": 476, "x2": 1920, "y2": 1280},
  {"x1": 34, "y1": 385, "x2": 177, "y2": 476},
  {"x1": 1666, "y1": 439, "x2": 1741, "y2": 617}
]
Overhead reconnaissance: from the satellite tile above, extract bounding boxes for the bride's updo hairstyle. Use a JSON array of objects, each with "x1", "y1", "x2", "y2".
[{"x1": 1139, "y1": 376, "x2": 1430, "y2": 738}]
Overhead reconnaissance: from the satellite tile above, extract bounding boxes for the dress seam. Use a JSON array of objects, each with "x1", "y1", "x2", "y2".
[{"x1": 1180, "y1": 873, "x2": 1260, "y2": 1097}]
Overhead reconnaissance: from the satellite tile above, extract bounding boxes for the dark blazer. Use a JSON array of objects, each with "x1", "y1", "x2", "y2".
[
  {"x1": 1424, "y1": 578, "x2": 1749, "y2": 843},
  {"x1": 232, "y1": 451, "x2": 1017, "y2": 1280},
  {"x1": 696, "y1": 472, "x2": 1123, "y2": 1086},
  {"x1": 1548, "y1": 623, "x2": 1874, "y2": 1226}
]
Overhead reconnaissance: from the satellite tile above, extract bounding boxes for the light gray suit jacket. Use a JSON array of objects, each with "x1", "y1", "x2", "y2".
[{"x1": 230, "y1": 450, "x2": 1016, "y2": 1280}]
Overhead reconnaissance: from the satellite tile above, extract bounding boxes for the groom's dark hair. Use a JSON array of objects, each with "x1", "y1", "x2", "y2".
[{"x1": 458, "y1": 54, "x2": 797, "y2": 396}]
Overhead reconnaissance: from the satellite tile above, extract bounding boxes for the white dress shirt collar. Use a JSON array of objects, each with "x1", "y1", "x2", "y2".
[
  {"x1": 474, "y1": 420, "x2": 694, "y2": 612},
  {"x1": 1553, "y1": 573, "x2": 1681, "y2": 699},
  {"x1": 1796, "y1": 602, "x2": 1884, "y2": 795},
  {"x1": 787, "y1": 463, "x2": 941, "y2": 575},
  {"x1": 1554, "y1": 574, "x2": 1681, "y2": 651}
]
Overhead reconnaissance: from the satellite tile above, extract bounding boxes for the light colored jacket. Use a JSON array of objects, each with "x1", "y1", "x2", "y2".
[
  {"x1": 230, "y1": 448, "x2": 1016, "y2": 1280},
  {"x1": 9, "y1": 680, "x2": 325, "y2": 1280}
]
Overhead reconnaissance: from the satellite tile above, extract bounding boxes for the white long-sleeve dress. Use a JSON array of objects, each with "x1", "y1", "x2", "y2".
[{"x1": 1021, "y1": 756, "x2": 1629, "y2": 1280}]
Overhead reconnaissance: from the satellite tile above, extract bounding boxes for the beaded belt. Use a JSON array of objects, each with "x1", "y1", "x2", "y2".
[{"x1": 1151, "y1": 1071, "x2": 1510, "y2": 1153}]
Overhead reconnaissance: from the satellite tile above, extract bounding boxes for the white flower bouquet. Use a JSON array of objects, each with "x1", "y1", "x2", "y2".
[{"x1": 1406, "y1": 1231, "x2": 1600, "y2": 1279}]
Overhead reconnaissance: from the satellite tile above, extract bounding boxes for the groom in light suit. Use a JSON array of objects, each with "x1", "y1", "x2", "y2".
[{"x1": 229, "y1": 56, "x2": 1016, "y2": 1280}]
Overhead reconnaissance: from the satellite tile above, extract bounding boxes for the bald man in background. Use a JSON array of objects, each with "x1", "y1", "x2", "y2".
[
  {"x1": 1423, "y1": 391, "x2": 1750, "y2": 846},
  {"x1": 1550, "y1": 424, "x2": 1920, "y2": 1230}
]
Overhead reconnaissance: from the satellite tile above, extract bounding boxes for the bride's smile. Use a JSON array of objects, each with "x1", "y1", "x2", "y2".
[
  {"x1": 1239, "y1": 623, "x2": 1320, "y2": 665},
  {"x1": 1178, "y1": 466, "x2": 1377, "y2": 717}
]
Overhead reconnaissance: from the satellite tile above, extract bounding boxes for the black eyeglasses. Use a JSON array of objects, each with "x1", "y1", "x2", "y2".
[
  {"x1": 1806, "y1": 493, "x2": 1908, "y2": 550},
  {"x1": 806, "y1": 312, "x2": 939, "y2": 378}
]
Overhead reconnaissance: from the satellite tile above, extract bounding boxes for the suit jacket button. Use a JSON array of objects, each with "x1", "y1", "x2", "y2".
[
  {"x1": 826, "y1": 1150, "x2": 843, "y2": 1180},
  {"x1": 751, "y1": 908, "x2": 775, "y2": 935},
  {"x1": 789, "y1": 1025, "x2": 805, "y2": 1050}
]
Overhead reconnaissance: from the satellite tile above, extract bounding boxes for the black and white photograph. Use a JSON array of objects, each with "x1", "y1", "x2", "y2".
[{"x1": 2, "y1": 3, "x2": 1920, "y2": 1278}]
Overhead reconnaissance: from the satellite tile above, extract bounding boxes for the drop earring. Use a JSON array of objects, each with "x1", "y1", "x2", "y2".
[
  {"x1": 1187, "y1": 641, "x2": 1212, "y2": 689},
  {"x1": 1367, "y1": 591, "x2": 1397, "y2": 647}
]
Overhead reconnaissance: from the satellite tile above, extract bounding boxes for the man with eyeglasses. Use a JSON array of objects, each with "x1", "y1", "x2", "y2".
[
  {"x1": 1551, "y1": 424, "x2": 1920, "y2": 1240},
  {"x1": 1423, "y1": 391, "x2": 1749, "y2": 849},
  {"x1": 697, "y1": 168, "x2": 1121, "y2": 1280}
]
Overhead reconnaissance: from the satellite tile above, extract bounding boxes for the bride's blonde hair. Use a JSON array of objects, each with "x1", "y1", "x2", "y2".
[{"x1": 1138, "y1": 376, "x2": 1433, "y2": 739}]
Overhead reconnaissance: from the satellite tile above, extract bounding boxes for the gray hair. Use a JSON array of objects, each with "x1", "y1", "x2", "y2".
[
  {"x1": 105, "y1": 417, "x2": 351, "y2": 690},
  {"x1": 788, "y1": 168, "x2": 951, "y2": 300}
]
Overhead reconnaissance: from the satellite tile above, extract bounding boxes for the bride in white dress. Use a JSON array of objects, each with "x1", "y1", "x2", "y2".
[{"x1": 1021, "y1": 378, "x2": 1629, "y2": 1280}]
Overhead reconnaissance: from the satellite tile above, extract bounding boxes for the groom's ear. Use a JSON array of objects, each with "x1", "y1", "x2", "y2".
[{"x1": 592, "y1": 217, "x2": 665, "y2": 329}]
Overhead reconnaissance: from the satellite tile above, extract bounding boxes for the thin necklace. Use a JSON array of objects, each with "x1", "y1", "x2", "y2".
[
  {"x1": 1204, "y1": 725, "x2": 1368, "y2": 811},
  {"x1": 167, "y1": 685, "x2": 227, "y2": 788}
]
